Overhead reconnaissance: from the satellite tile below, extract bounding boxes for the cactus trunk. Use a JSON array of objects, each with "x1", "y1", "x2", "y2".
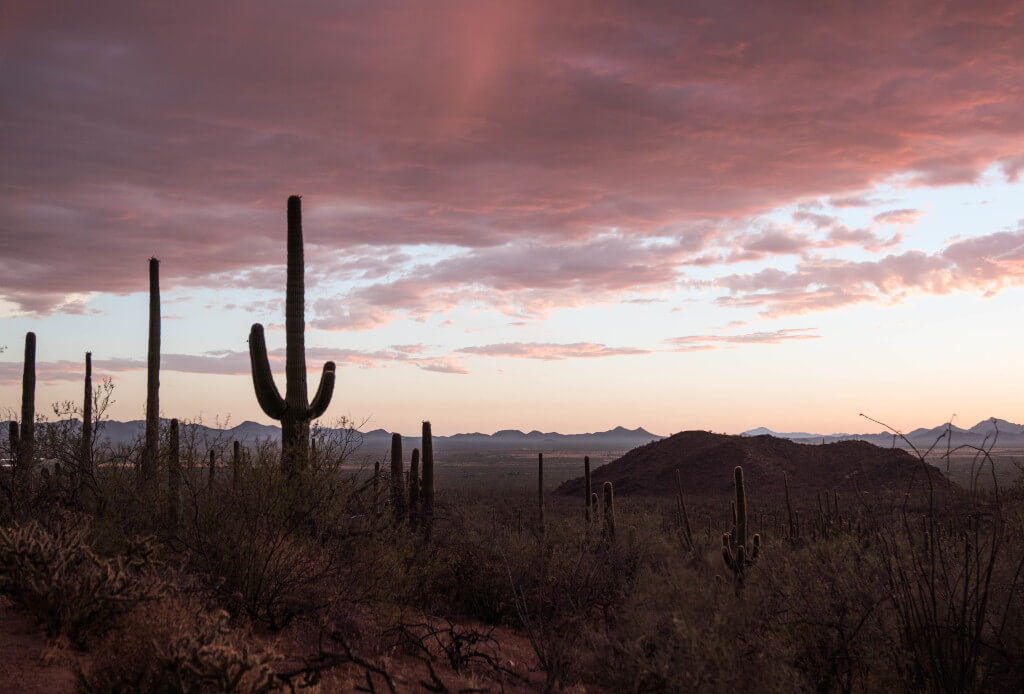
[
  {"x1": 141, "y1": 258, "x2": 160, "y2": 488},
  {"x1": 232, "y1": 440, "x2": 241, "y2": 486},
  {"x1": 538, "y1": 452, "x2": 545, "y2": 531},
  {"x1": 391, "y1": 433, "x2": 406, "y2": 522},
  {"x1": 79, "y1": 352, "x2": 92, "y2": 504},
  {"x1": 249, "y1": 197, "x2": 336, "y2": 475},
  {"x1": 421, "y1": 421, "x2": 434, "y2": 531},
  {"x1": 16, "y1": 332, "x2": 36, "y2": 479},
  {"x1": 584, "y1": 456, "x2": 591, "y2": 522},
  {"x1": 208, "y1": 449, "x2": 216, "y2": 490},
  {"x1": 603, "y1": 481, "x2": 615, "y2": 539},
  {"x1": 167, "y1": 418, "x2": 180, "y2": 534},
  {"x1": 408, "y1": 448, "x2": 420, "y2": 525}
]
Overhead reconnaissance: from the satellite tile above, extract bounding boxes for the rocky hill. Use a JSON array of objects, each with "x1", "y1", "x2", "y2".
[{"x1": 555, "y1": 430, "x2": 957, "y2": 499}]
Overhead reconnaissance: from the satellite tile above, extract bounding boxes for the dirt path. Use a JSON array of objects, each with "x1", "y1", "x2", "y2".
[{"x1": 0, "y1": 597, "x2": 78, "y2": 694}]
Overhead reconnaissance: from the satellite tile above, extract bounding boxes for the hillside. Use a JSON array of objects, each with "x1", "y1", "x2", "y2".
[{"x1": 555, "y1": 430, "x2": 957, "y2": 499}]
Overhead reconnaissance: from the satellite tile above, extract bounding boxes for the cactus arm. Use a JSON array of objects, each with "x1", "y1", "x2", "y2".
[
  {"x1": 248, "y1": 323, "x2": 286, "y2": 419},
  {"x1": 306, "y1": 362, "x2": 336, "y2": 420}
]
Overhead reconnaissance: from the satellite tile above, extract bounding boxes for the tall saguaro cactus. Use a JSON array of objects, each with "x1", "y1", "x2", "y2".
[
  {"x1": 391, "y1": 433, "x2": 406, "y2": 522},
  {"x1": 18, "y1": 332, "x2": 36, "y2": 476},
  {"x1": 408, "y1": 448, "x2": 420, "y2": 524},
  {"x1": 421, "y1": 421, "x2": 435, "y2": 531},
  {"x1": 79, "y1": 352, "x2": 93, "y2": 503},
  {"x1": 249, "y1": 196, "x2": 336, "y2": 473},
  {"x1": 140, "y1": 258, "x2": 160, "y2": 488},
  {"x1": 538, "y1": 453, "x2": 545, "y2": 531}
]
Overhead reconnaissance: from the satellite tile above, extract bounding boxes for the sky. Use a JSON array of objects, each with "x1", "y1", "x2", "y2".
[{"x1": 2, "y1": 0, "x2": 1024, "y2": 436}]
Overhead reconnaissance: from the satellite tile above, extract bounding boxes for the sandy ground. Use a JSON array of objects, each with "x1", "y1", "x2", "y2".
[{"x1": 0, "y1": 597, "x2": 78, "y2": 694}]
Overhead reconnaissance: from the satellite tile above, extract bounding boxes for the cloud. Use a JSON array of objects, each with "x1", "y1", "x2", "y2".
[
  {"x1": 667, "y1": 328, "x2": 822, "y2": 347},
  {"x1": 0, "y1": 345, "x2": 467, "y2": 385},
  {"x1": 3, "y1": 1, "x2": 1024, "y2": 313},
  {"x1": 716, "y1": 225, "x2": 1024, "y2": 316},
  {"x1": 457, "y1": 342, "x2": 650, "y2": 361},
  {"x1": 873, "y1": 208, "x2": 924, "y2": 225}
]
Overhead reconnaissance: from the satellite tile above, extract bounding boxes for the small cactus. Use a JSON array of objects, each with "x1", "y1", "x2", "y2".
[
  {"x1": 79, "y1": 352, "x2": 93, "y2": 503},
  {"x1": 249, "y1": 197, "x2": 336, "y2": 474},
  {"x1": 232, "y1": 441, "x2": 241, "y2": 487},
  {"x1": 538, "y1": 453, "x2": 545, "y2": 532},
  {"x1": 675, "y1": 469, "x2": 694, "y2": 552},
  {"x1": 722, "y1": 466, "x2": 760, "y2": 579},
  {"x1": 208, "y1": 449, "x2": 216, "y2": 490},
  {"x1": 167, "y1": 419, "x2": 180, "y2": 533},
  {"x1": 603, "y1": 481, "x2": 615, "y2": 539},
  {"x1": 584, "y1": 456, "x2": 592, "y2": 522}
]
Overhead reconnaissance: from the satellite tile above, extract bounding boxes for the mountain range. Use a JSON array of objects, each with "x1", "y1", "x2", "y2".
[
  {"x1": 5, "y1": 417, "x2": 1023, "y2": 458},
  {"x1": 0, "y1": 420, "x2": 662, "y2": 456},
  {"x1": 741, "y1": 418, "x2": 1024, "y2": 449}
]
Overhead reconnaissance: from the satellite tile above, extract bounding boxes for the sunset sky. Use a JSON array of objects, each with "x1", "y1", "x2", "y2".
[{"x1": 3, "y1": 1, "x2": 1024, "y2": 436}]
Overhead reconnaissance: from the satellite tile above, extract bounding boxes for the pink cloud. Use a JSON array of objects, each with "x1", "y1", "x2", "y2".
[
  {"x1": 667, "y1": 329, "x2": 821, "y2": 347},
  {"x1": 716, "y1": 225, "x2": 1024, "y2": 316},
  {"x1": 457, "y1": 342, "x2": 649, "y2": 361},
  {"x1": 873, "y1": 208, "x2": 924, "y2": 225},
  {"x1": 1, "y1": 1, "x2": 1023, "y2": 313}
]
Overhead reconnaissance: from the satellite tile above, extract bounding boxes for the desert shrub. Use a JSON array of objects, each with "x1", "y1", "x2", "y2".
[
  {"x1": 179, "y1": 455, "x2": 360, "y2": 630},
  {"x1": 79, "y1": 596, "x2": 283, "y2": 693},
  {"x1": 502, "y1": 518, "x2": 650, "y2": 689},
  {"x1": 0, "y1": 518, "x2": 163, "y2": 646}
]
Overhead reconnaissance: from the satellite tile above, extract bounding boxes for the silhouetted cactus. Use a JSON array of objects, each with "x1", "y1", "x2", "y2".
[
  {"x1": 676, "y1": 469, "x2": 694, "y2": 552},
  {"x1": 538, "y1": 453, "x2": 545, "y2": 532},
  {"x1": 391, "y1": 433, "x2": 406, "y2": 522},
  {"x1": 18, "y1": 332, "x2": 36, "y2": 477},
  {"x1": 373, "y1": 460, "x2": 381, "y2": 518},
  {"x1": 409, "y1": 448, "x2": 420, "y2": 525},
  {"x1": 208, "y1": 449, "x2": 216, "y2": 490},
  {"x1": 80, "y1": 351, "x2": 92, "y2": 501},
  {"x1": 591, "y1": 491, "x2": 598, "y2": 515},
  {"x1": 722, "y1": 466, "x2": 760, "y2": 579},
  {"x1": 784, "y1": 471, "x2": 796, "y2": 539},
  {"x1": 232, "y1": 440, "x2": 241, "y2": 487},
  {"x1": 141, "y1": 258, "x2": 160, "y2": 489},
  {"x1": 421, "y1": 421, "x2": 434, "y2": 531},
  {"x1": 584, "y1": 456, "x2": 592, "y2": 522},
  {"x1": 249, "y1": 196, "x2": 336, "y2": 474},
  {"x1": 168, "y1": 419, "x2": 180, "y2": 534},
  {"x1": 603, "y1": 481, "x2": 615, "y2": 539}
]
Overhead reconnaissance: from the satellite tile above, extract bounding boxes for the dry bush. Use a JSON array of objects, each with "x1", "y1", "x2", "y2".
[
  {"x1": 78, "y1": 595, "x2": 283, "y2": 693},
  {"x1": 0, "y1": 518, "x2": 163, "y2": 647}
]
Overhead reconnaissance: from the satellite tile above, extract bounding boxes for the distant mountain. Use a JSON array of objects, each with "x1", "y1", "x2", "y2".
[
  {"x1": 741, "y1": 418, "x2": 1024, "y2": 449},
  {"x1": 0, "y1": 419, "x2": 663, "y2": 456}
]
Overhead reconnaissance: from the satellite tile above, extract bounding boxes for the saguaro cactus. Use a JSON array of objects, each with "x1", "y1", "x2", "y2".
[
  {"x1": 78, "y1": 352, "x2": 93, "y2": 504},
  {"x1": 584, "y1": 456, "x2": 592, "y2": 522},
  {"x1": 538, "y1": 453, "x2": 545, "y2": 531},
  {"x1": 18, "y1": 332, "x2": 36, "y2": 476},
  {"x1": 8, "y1": 421, "x2": 18, "y2": 468},
  {"x1": 232, "y1": 441, "x2": 241, "y2": 487},
  {"x1": 208, "y1": 450, "x2": 216, "y2": 490},
  {"x1": 139, "y1": 258, "x2": 160, "y2": 489},
  {"x1": 249, "y1": 196, "x2": 336, "y2": 474},
  {"x1": 421, "y1": 421, "x2": 435, "y2": 530},
  {"x1": 722, "y1": 465, "x2": 760, "y2": 578},
  {"x1": 408, "y1": 448, "x2": 420, "y2": 524},
  {"x1": 603, "y1": 481, "x2": 615, "y2": 539},
  {"x1": 167, "y1": 418, "x2": 180, "y2": 534},
  {"x1": 391, "y1": 433, "x2": 406, "y2": 522}
]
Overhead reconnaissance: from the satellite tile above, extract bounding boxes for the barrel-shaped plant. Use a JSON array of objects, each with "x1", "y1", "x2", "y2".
[{"x1": 249, "y1": 196, "x2": 336, "y2": 474}]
